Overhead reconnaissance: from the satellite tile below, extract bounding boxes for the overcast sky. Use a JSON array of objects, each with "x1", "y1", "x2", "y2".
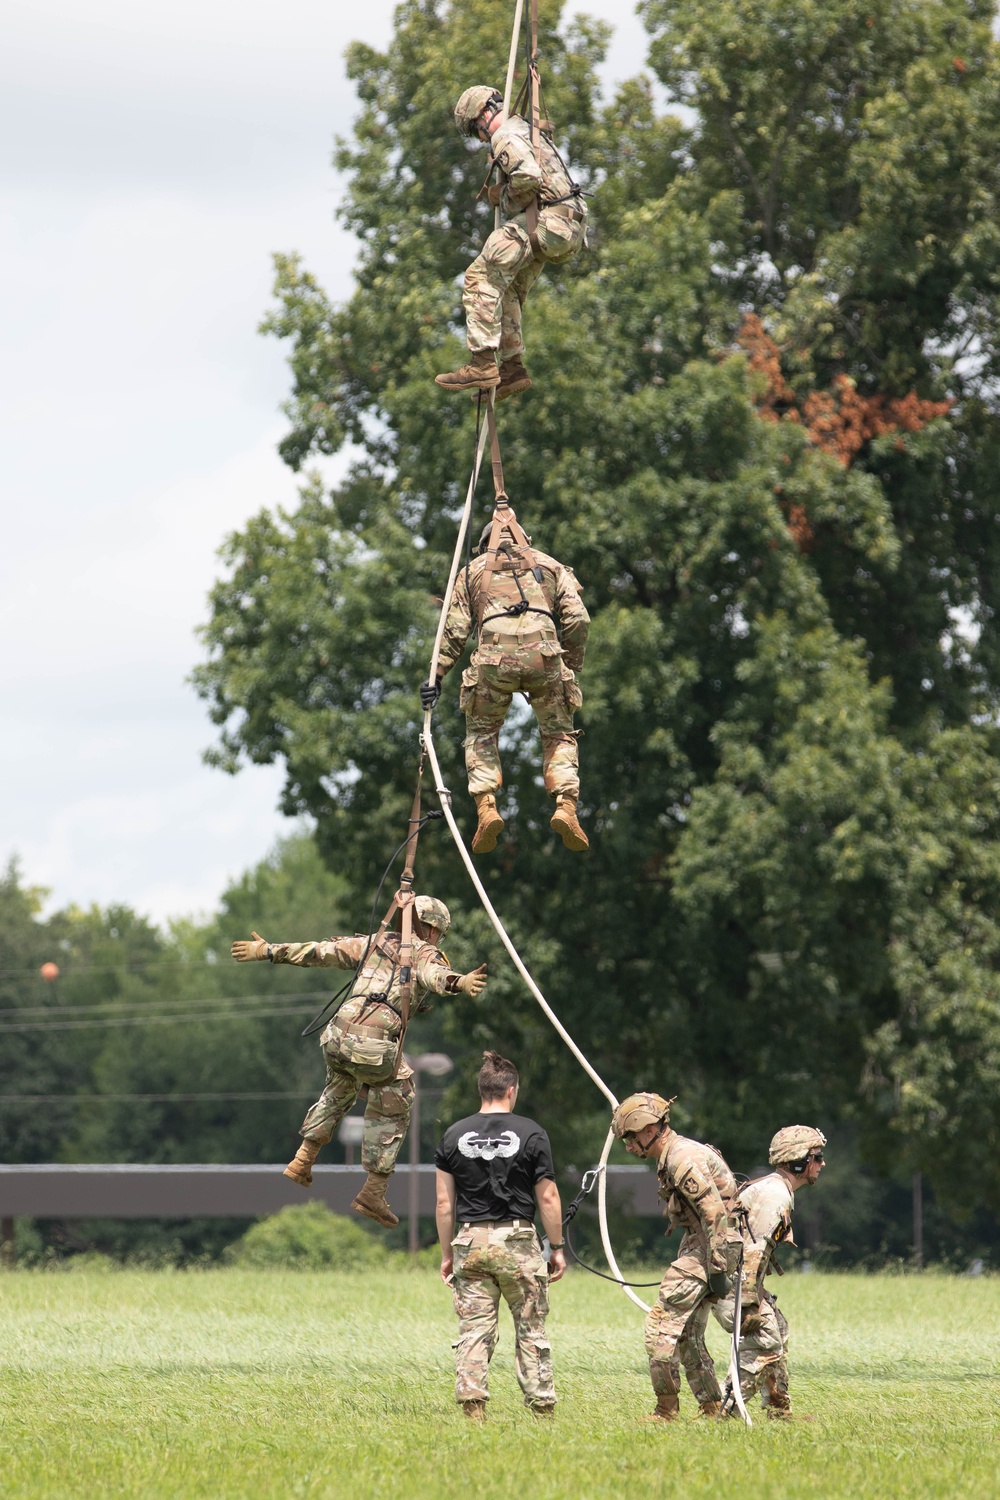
[{"x1": 2, "y1": 0, "x2": 654, "y2": 926}]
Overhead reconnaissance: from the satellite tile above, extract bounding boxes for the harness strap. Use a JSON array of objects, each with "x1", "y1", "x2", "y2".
[{"x1": 525, "y1": 0, "x2": 542, "y2": 257}]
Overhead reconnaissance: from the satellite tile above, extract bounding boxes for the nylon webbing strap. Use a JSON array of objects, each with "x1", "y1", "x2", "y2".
[
  {"x1": 525, "y1": 0, "x2": 542, "y2": 256},
  {"x1": 475, "y1": 411, "x2": 536, "y2": 629}
]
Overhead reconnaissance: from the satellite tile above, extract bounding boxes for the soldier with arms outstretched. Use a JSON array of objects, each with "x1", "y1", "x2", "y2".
[
  {"x1": 435, "y1": 85, "x2": 587, "y2": 400},
  {"x1": 232, "y1": 896, "x2": 487, "y2": 1228},
  {"x1": 422, "y1": 519, "x2": 590, "y2": 854},
  {"x1": 613, "y1": 1092, "x2": 743, "y2": 1422}
]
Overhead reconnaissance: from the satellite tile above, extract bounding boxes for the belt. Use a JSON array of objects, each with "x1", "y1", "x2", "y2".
[
  {"x1": 461, "y1": 1219, "x2": 531, "y2": 1231},
  {"x1": 482, "y1": 628, "x2": 550, "y2": 646},
  {"x1": 330, "y1": 1019, "x2": 393, "y2": 1038},
  {"x1": 542, "y1": 201, "x2": 585, "y2": 223}
]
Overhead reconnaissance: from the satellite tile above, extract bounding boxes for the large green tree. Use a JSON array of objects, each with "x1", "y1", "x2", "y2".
[{"x1": 194, "y1": 0, "x2": 1000, "y2": 1213}]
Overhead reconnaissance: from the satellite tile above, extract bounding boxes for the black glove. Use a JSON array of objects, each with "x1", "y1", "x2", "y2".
[
  {"x1": 707, "y1": 1269, "x2": 733, "y2": 1300},
  {"x1": 419, "y1": 679, "x2": 442, "y2": 711}
]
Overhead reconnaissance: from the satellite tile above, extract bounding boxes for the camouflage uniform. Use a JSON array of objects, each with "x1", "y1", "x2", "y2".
[
  {"x1": 437, "y1": 540, "x2": 590, "y2": 798},
  {"x1": 451, "y1": 1222, "x2": 555, "y2": 1408},
  {"x1": 465, "y1": 115, "x2": 586, "y2": 360},
  {"x1": 646, "y1": 1131, "x2": 743, "y2": 1411},
  {"x1": 270, "y1": 934, "x2": 464, "y2": 1174},
  {"x1": 713, "y1": 1172, "x2": 795, "y2": 1408}
]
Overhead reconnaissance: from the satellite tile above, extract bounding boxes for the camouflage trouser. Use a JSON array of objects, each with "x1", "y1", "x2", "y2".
[
  {"x1": 644, "y1": 1244, "x2": 723, "y2": 1409},
  {"x1": 299, "y1": 1027, "x2": 413, "y2": 1175},
  {"x1": 450, "y1": 1223, "x2": 555, "y2": 1408},
  {"x1": 713, "y1": 1288, "x2": 789, "y2": 1406},
  {"x1": 464, "y1": 210, "x2": 585, "y2": 359},
  {"x1": 460, "y1": 646, "x2": 582, "y2": 799}
]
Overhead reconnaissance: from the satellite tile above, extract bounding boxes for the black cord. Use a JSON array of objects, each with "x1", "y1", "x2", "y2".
[
  {"x1": 564, "y1": 1220, "x2": 662, "y2": 1288},
  {"x1": 299, "y1": 813, "x2": 442, "y2": 1037},
  {"x1": 560, "y1": 1167, "x2": 662, "y2": 1288}
]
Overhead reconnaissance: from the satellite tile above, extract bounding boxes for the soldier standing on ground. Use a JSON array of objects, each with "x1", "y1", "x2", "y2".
[
  {"x1": 435, "y1": 86, "x2": 587, "y2": 400},
  {"x1": 715, "y1": 1125, "x2": 826, "y2": 1420},
  {"x1": 434, "y1": 1050, "x2": 565, "y2": 1421},
  {"x1": 231, "y1": 897, "x2": 487, "y2": 1228},
  {"x1": 421, "y1": 520, "x2": 590, "y2": 853},
  {"x1": 612, "y1": 1092, "x2": 743, "y2": 1423}
]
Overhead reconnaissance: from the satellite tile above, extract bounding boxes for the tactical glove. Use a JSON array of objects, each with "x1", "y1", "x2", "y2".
[
  {"x1": 707, "y1": 1269, "x2": 733, "y2": 1300},
  {"x1": 740, "y1": 1309, "x2": 763, "y2": 1336},
  {"x1": 420, "y1": 678, "x2": 442, "y2": 711},
  {"x1": 487, "y1": 182, "x2": 503, "y2": 208},
  {"x1": 457, "y1": 963, "x2": 488, "y2": 997},
  {"x1": 231, "y1": 931, "x2": 270, "y2": 962}
]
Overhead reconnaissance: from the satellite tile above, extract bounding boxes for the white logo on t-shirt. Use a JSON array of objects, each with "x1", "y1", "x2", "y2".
[{"x1": 458, "y1": 1130, "x2": 521, "y2": 1162}]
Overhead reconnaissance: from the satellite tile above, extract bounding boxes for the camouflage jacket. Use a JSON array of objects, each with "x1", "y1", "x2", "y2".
[
  {"x1": 655, "y1": 1130, "x2": 740, "y2": 1274},
  {"x1": 738, "y1": 1171, "x2": 795, "y2": 1303},
  {"x1": 268, "y1": 933, "x2": 463, "y2": 1039},
  {"x1": 489, "y1": 114, "x2": 584, "y2": 220},
  {"x1": 438, "y1": 547, "x2": 590, "y2": 675}
]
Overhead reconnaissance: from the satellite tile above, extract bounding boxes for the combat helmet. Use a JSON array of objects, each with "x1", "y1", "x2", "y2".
[
  {"x1": 414, "y1": 894, "x2": 451, "y2": 936},
  {"x1": 454, "y1": 86, "x2": 503, "y2": 138},
  {"x1": 476, "y1": 520, "x2": 524, "y2": 554},
  {"x1": 769, "y1": 1125, "x2": 826, "y2": 1167},
  {"x1": 611, "y1": 1092, "x2": 675, "y2": 1141}
]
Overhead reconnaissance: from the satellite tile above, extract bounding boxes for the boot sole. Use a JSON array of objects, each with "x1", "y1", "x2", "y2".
[
  {"x1": 434, "y1": 375, "x2": 500, "y2": 392},
  {"x1": 550, "y1": 813, "x2": 589, "y2": 852},
  {"x1": 496, "y1": 377, "x2": 532, "y2": 401},
  {"x1": 351, "y1": 1194, "x2": 399, "y2": 1229},
  {"x1": 472, "y1": 815, "x2": 504, "y2": 854},
  {"x1": 282, "y1": 1166, "x2": 312, "y2": 1187}
]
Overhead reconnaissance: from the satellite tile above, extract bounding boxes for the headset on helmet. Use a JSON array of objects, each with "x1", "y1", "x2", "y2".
[
  {"x1": 454, "y1": 86, "x2": 503, "y2": 139},
  {"x1": 611, "y1": 1092, "x2": 675, "y2": 1142},
  {"x1": 768, "y1": 1124, "x2": 826, "y2": 1169},
  {"x1": 414, "y1": 895, "x2": 451, "y2": 936}
]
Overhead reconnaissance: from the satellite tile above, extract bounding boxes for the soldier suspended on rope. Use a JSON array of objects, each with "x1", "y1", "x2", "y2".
[
  {"x1": 711, "y1": 1125, "x2": 826, "y2": 1421},
  {"x1": 612, "y1": 1093, "x2": 744, "y2": 1424},
  {"x1": 420, "y1": 519, "x2": 590, "y2": 855},
  {"x1": 231, "y1": 896, "x2": 487, "y2": 1229},
  {"x1": 434, "y1": 85, "x2": 587, "y2": 401}
]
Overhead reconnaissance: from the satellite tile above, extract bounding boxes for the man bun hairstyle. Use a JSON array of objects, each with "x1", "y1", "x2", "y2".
[{"x1": 478, "y1": 1050, "x2": 519, "y2": 1102}]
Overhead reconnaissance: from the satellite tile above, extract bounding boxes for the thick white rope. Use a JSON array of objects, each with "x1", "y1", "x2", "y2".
[
  {"x1": 496, "y1": 0, "x2": 525, "y2": 231},
  {"x1": 596, "y1": 1127, "x2": 652, "y2": 1314},
  {"x1": 421, "y1": 0, "x2": 649, "y2": 1317},
  {"x1": 421, "y1": 404, "x2": 645, "y2": 1304}
]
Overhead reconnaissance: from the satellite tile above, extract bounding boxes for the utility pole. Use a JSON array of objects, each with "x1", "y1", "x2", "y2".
[{"x1": 406, "y1": 1053, "x2": 453, "y2": 1254}]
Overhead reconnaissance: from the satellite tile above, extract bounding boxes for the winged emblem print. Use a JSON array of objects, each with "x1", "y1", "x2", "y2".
[{"x1": 458, "y1": 1130, "x2": 521, "y2": 1161}]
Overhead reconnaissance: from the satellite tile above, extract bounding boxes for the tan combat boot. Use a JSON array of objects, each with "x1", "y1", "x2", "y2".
[
  {"x1": 692, "y1": 1400, "x2": 723, "y2": 1420},
  {"x1": 550, "y1": 795, "x2": 589, "y2": 851},
  {"x1": 495, "y1": 356, "x2": 532, "y2": 401},
  {"x1": 641, "y1": 1392, "x2": 680, "y2": 1423},
  {"x1": 462, "y1": 1400, "x2": 486, "y2": 1422},
  {"x1": 351, "y1": 1170, "x2": 399, "y2": 1228},
  {"x1": 472, "y1": 793, "x2": 505, "y2": 855},
  {"x1": 283, "y1": 1138, "x2": 322, "y2": 1187},
  {"x1": 530, "y1": 1403, "x2": 556, "y2": 1419},
  {"x1": 434, "y1": 350, "x2": 500, "y2": 393}
]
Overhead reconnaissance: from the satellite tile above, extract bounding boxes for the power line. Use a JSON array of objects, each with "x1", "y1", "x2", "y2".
[
  {"x1": 0, "y1": 1002, "x2": 327, "y2": 1034},
  {"x1": 0, "y1": 1092, "x2": 316, "y2": 1104},
  {"x1": 0, "y1": 990, "x2": 328, "y2": 1021}
]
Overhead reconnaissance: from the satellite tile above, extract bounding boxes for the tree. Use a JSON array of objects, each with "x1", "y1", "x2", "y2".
[{"x1": 194, "y1": 0, "x2": 1000, "y2": 1213}]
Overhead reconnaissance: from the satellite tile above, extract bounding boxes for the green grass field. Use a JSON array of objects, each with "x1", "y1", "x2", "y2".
[{"x1": 1, "y1": 1268, "x2": 997, "y2": 1498}]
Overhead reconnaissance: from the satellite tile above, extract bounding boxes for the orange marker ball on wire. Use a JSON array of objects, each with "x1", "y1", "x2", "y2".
[{"x1": 40, "y1": 962, "x2": 60, "y2": 981}]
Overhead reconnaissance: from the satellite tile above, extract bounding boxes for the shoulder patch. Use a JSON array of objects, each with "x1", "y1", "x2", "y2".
[{"x1": 495, "y1": 148, "x2": 511, "y2": 173}]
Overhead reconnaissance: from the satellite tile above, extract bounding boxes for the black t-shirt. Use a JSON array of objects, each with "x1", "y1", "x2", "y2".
[{"x1": 434, "y1": 1111, "x2": 556, "y2": 1224}]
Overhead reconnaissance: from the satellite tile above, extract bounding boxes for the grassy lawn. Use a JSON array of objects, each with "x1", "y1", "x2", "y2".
[{"x1": 1, "y1": 1267, "x2": 997, "y2": 1498}]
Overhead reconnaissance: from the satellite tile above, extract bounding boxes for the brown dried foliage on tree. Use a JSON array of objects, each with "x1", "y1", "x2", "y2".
[
  {"x1": 736, "y1": 313, "x2": 951, "y2": 465},
  {"x1": 736, "y1": 314, "x2": 950, "y2": 549}
]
